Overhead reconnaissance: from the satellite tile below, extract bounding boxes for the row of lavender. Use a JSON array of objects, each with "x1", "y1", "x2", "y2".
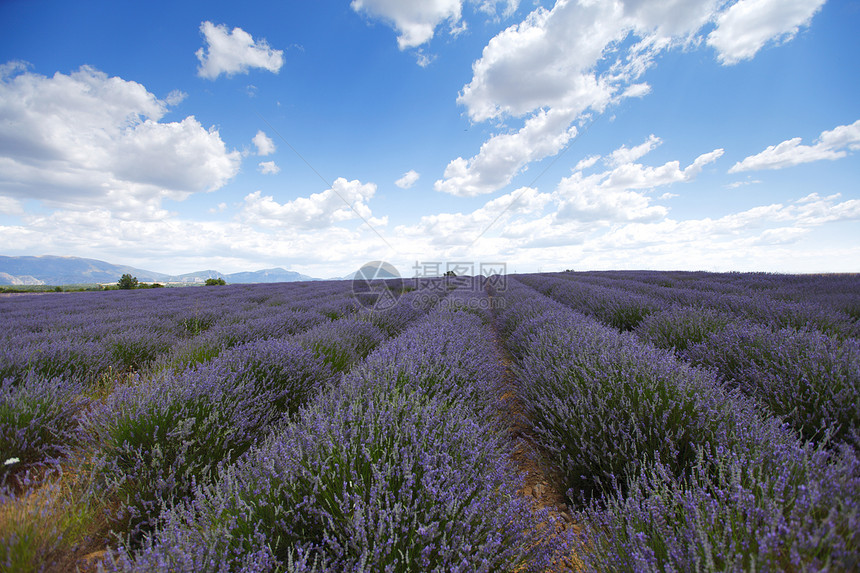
[
  {"x1": 556, "y1": 269, "x2": 860, "y2": 319},
  {"x1": 107, "y1": 284, "x2": 558, "y2": 571},
  {"x1": 2, "y1": 281, "x2": 560, "y2": 571},
  {"x1": 0, "y1": 280, "x2": 361, "y2": 384},
  {"x1": 518, "y1": 272, "x2": 860, "y2": 449},
  {"x1": 538, "y1": 270, "x2": 860, "y2": 336},
  {"x1": 1, "y1": 281, "x2": 361, "y2": 486},
  {"x1": 492, "y1": 277, "x2": 859, "y2": 571},
  {"x1": 2, "y1": 280, "x2": 431, "y2": 566}
]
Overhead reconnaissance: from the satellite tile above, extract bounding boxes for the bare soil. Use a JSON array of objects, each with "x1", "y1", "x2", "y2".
[{"x1": 487, "y1": 309, "x2": 581, "y2": 572}]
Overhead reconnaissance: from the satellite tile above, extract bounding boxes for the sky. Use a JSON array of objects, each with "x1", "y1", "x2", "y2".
[{"x1": 0, "y1": 0, "x2": 858, "y2": 278}]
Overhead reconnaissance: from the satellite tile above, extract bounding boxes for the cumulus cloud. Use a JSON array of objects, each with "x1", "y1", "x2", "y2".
[
  {"x1": 196, "y1": 21, "x2": 284, "y2": 79},
  {"x1": 574, "y1": 155, "x2": 601, "y2": 171},
  {"x1": 350, "y1": 0, "x2": 464, "y2": 49},
  {"x1": 396, "y1": 186, "x2": 551, "y2": 246},
  {"x1": 239, "y1": 177, "x2": 380, "y2": 229},
  {"x1": 476, "y1": 0, "x2": 520, "y2": 19},
  {"x1": 395, "y1": 169, "x2": 420, "y2": 188},
  {"x1": 789, "y1": 192, "x2": 860, "y2": 226},
  {"x1": 606, "y1": 134, "x2": 661, "y2": 167},
  {"x1": 457, "y1": 1, "x2": 624, "y2": 122},
  {"x1": 444, "y1": 0, "x2": 823, "y2": 200},
  {"x1": 730, "y1": 119, "x2": 860, "y2": 172},
  {"x1": 435, "y1": 107, "x2": 579, "y2": 196},
  {"x1": 0, "y1": 205, "x2": 389, "y2": 279},
  {"x1": 0, "y1": 65, "x2": 241, "y2": 218},
  {"x1": 258, "y1": 161, "x2": 280, "y2": 175},
  {"x1": 531, "y1": 191, "x2": 860, "y2": 273},
  {"x1": 555, "y1": 146, "x2": 723, "y2": 223},
  {"x1": 253, "y1": 130, "x2": 276, "y2": 156},
  {"x1": 410, "y1": 140, "x2": 722, "y2": 253},
  {"x1": 707, "y1": 0, "x2": 826, "y2": 64},
  {"x1": 164, "y1": 89, "x2": 187, "y2": 106}
]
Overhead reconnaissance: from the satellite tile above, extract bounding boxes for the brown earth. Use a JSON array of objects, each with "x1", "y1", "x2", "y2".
[{"x1": 487, "y1": 311, "x2": 582, "y2": 572}]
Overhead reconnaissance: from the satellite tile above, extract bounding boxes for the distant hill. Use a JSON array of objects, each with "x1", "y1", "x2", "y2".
[
  {"x1": 0, "y1": 255, "x2": 169, "y2": 285},
  {"x1": 0, "y1": 255, "x2": 320, "y2": 285}
]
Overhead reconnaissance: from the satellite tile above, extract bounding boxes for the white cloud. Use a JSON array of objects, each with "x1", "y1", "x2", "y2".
[
  {"x1": 457, "y1": 1, "x2": 623, "y2": 122},
  {"x1": 790, "y1": 192, "x2": 860, "y2": 226},
  {"x1": 395, "y1": 169, "x2": 420, "y2": 188},
  {"x1": 434, "y1": 107, "x2": 579, "y2": 196},
  {"x1": 258, "y1": 161, "x2": 280, "y2": 175},
  {"x1": 726, "y1": 178, "x2": 762, "y2": 189},
  {"x1": 415, "y1": 50, "x2": 436, "y2": 67},
  {"x1": 396, "y1": 185, "x2": 551, "y2": 246},
  {"x1": 445, "y1": 0, "x2": 820, "y2": 201},
  {"x1": 606, "y1": 134, "x2": 661, "y2": 167},
  {"x1": 408, "y1": 141, "x2": 723, "y2": 253},
  {"x1": 455, "y1": 0, "x2": 720, "y2": 124},
  {"x1": 351, "y1": 0, "x2": 464, "y2": 49},
  {"x1": 0, "y1": 206, "x2": 391, "y2": 278},
  {"x1": 554, "y1": 146, "x2": 722, "y2": 223},
  {"x1": 0, "y1": 65, "x2": 241, "y2": 219},
  {"x1": 0, "y1": 196, "x2": 23, "y2": 216},
  {"x1": 533, "y1": 192, "x2": 860, "y2": 273},
  {"x1": 476, "y1": 0, "x2": 520, "y2": 19},
  {"x1": 253, "y1": 130, "x2": 276, "y2": 156},
  {"x1": 574, "y1": 155, "x2": 601, "y2": 171},
  {"x1": 555, "y1": 171, "x2": 668, "y2": 223},
  {"x1": 239, "y1": 177, "x2": 379, "y2": 229},
  {"x1": 196, "y1": 21, "x2": 284, "y2": 80},
  {"x1": 165, "y1": 89, "x2": 187, "y2": 106},
  {"x1": 730, "y1": 119, "x2": 860, "y2": 172},
  {"x1": 620, "y1": 0, "x2": 722, "y2": 39},
  {"x1": 707, "y1": 0, "x2": 826, "y2": 65}
]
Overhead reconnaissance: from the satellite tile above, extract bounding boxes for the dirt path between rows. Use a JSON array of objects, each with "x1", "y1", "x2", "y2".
[{"x1": 487, "y1": 301, "x2": 581, "y2": 571}]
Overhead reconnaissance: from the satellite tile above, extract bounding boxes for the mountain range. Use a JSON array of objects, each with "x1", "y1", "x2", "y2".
[{"x1": 0, "y1": 255, "x2": 322, "y2": 285}]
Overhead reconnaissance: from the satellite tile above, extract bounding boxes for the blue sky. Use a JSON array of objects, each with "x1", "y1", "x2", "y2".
[{"x1": 1, "y1": 0, "x2": 858, "y2": 278}]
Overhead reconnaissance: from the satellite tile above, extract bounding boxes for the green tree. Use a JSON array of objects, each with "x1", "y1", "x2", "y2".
[
  {"x1": 117, "y1": 274, "x2": 139, "y2": 290},
  {"x1": 205, "y1": 277, "x2": 226, "y2": 286}
]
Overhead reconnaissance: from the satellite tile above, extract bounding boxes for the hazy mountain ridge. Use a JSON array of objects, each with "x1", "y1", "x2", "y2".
[{"x1": 0, "y1": 256, "x2": 321, "y2": 285}]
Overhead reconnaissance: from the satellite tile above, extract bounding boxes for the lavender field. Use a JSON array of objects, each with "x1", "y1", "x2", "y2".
[{"x1": 1, "y1": 271, "x2": 859, "y2": 572}]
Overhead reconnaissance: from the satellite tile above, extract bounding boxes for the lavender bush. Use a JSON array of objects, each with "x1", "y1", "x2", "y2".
[
  {"x1": 3, "y1": 273, "x2": 856, "y2": 570},
  {"x1": 112, "y1": 386, "x2": 546, "y2": 572},
  {"x1": 496, "y1": 277, "x2": 860, "y2": 569},
  {"x1": 635, "y1": 305, "x2": 732, "y2": 352},
  {"x1": 544, "y1": 270, "x2": 859, "y2": 338},
  {"x1": 85, "y1": 372, "x2": 261, "y2": 543},
  {"x1": 86, "y1": 334, "x2": 342, "y2": 543},
  {"x1": 577, "y1": 442, "x2": 860, "y2": 572},
  {"x1": 295, "y1": 317, "x2": 388, "y2": 373},
  {"x1": 108, "y1": 289, "x2": 560, "y2": 571},
  {"x1": 504, "y1": 302, "x2": 790, "y2": 499},
  {"x1": 346, "y1": 309, "x2": 504, "y2": 417},
  {"x1": 200, "y1": 338, "x2": 339, "y2": 422},
  {"x1": 1, "y1": 374, "x2": 88, "y2": 486},
  {"x1": 518, "y1": 274, "x2": 666, "y2": 331},
  {"x1": 685, "y1": 322, "x2": 860, "y2": 447},
  {"x1": 0, "y1": 337, "x2": 112, "y2": 386},
  {"x1": 152, "y1": 309, "x2": 330, "y2": 374}
]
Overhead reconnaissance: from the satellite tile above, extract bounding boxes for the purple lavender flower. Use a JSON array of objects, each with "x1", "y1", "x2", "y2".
[{"x1": 0, "y1": 373, "x2": 88, "y2": 486}]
